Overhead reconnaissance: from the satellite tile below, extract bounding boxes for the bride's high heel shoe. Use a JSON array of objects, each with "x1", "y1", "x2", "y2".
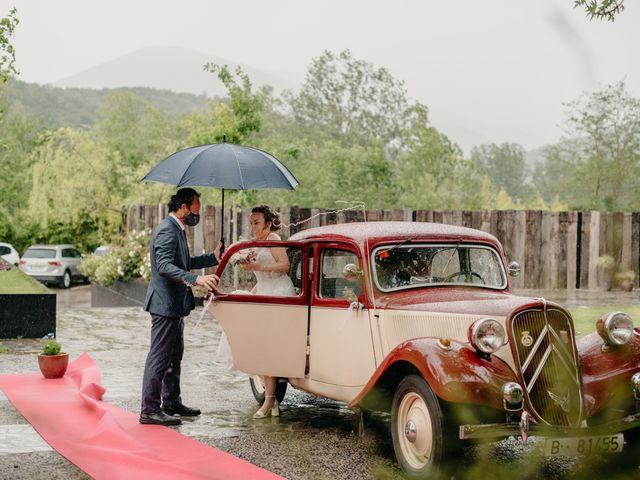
[{"x1": 253, "y1": 396, "x2": 279, "y2": 418}]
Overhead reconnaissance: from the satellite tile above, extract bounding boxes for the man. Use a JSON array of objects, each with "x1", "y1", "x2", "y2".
[{"x1": 140, "y1": 188, "x2": 220, "y2": 426}]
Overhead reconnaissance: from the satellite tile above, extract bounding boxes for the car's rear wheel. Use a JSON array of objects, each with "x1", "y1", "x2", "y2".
[
  {"x1": 249, "y1": 375, "x2": 287, "y2": 404},
  {"x1": 59, "y1": 270, "x2": 71, "y2": 289},
  {"x1": 391, "y1": 375, "x2": 447, "y2": 478}
]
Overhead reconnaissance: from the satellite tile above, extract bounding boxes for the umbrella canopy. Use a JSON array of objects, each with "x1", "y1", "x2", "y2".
[
  {"x1": 142, "y1": 141, "x2": 299, "y2": 190},
  {"x1": 142, "y1": 140, "x2": 299, "y2": 252}
]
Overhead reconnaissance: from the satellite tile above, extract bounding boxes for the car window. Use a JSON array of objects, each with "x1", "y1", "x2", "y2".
[
  {"x1": 373, "y1": 243, "x2": 506, "y2": 291},
  {"x1": 319, "y1": 249, "x2": 362, "y2": 300},
  {"x1": 0, "y1": 246, "x2": 10, "y2": 255},
  {"x1": 23, "y1": 248, "x2": 56, "y2": 259},
  {"x1": 62, "y1": 249, "x2": 73, "y2": 258},
  {"x1": 217, "y1": 246, "x2": 303, "y2": 297}
]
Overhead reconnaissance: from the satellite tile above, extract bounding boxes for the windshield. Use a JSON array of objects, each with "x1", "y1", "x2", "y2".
[{"x1": 373, "y1": 243, "x2": 506, "y2": 291}]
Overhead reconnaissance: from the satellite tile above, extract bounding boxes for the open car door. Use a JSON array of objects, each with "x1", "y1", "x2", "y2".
[{"x1": 210, "y1": 240, "x2": 309, "y2": 379}]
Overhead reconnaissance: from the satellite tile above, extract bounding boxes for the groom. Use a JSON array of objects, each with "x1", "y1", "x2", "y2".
[{"x1": 140, "y1": 188, "x2": 220, "y2": 426}]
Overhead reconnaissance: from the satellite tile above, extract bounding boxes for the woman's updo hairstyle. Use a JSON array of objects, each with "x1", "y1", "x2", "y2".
[
  {"x1": 252, "y1": 204, "x2": 282, "y2": 232},
  {"x1": 168, "y1": 188, "x2": 200, "y2": 212}
]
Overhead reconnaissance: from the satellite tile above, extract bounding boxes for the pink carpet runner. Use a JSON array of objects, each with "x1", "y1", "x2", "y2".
[{"x1": 0, "y1": 353, "x2": 283, "y2": 480}]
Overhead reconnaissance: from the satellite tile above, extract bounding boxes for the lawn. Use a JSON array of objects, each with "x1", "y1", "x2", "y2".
[
  {"x1": 568, "y1": 304, "x2": 640, "y2": 337},
  {"x1": 0, "y1": 268, "x2": 50, "y2": 294}
]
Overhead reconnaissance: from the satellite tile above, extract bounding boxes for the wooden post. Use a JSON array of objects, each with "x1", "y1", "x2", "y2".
[
  {"x1": 565, "y1": 211, "x2": 578, "y2": 290},
  {"x1": 588, "y1": 211, "x2": 601, "y2": 290},
  {"x1": 621, "y1": 212, "x2": 633, "y2": 273}
]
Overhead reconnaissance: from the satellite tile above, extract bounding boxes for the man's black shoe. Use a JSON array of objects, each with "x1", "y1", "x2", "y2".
[
  {"x1": 139, "y1": 411, "x2": 182, "y2": 426},
  {"x1": 162, "y1": 403, "x2": 201, "y2": 417}
]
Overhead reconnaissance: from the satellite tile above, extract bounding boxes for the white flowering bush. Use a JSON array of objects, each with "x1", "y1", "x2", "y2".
[{"x1": 80, "y1": 230, "x2": 152, "y2": 286}]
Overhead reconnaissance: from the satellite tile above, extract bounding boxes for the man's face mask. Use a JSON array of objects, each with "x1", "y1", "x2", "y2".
[{"x1": 185, "y1": 211, "x2": 200, "y2": 227}]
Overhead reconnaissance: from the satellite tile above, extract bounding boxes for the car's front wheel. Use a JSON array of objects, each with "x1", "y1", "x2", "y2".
[
  {"x1": 59, "y1": 270, "x2": 71, "y2": 289},
  {"x1": 249, "y1": 375, "x2": 287, "y2": 404},
  {"x1": 391, "y1": 375, "x2": 447, "y2": 478}
]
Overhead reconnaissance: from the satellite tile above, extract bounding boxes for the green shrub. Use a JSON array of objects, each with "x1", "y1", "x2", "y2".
[
  {"x1": 79, "y1": 229, "x2": 151, "y2": 286},
  {"x1": 42, "y1": 339, "x2": 62, "y2": 355}
]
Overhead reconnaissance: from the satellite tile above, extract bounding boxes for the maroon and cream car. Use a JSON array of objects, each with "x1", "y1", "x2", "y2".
[{"x1": 210, "y1": 222, "x2": 640, "y2": 477}]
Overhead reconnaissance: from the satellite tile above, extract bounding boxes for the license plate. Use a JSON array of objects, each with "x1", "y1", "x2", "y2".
[{"x1": 544, "y1": 433, "x2": 624, "y2": 456}]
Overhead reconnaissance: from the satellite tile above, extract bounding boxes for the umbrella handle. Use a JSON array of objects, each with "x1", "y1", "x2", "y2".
[{"x1": 220, "y1": 236, "x2": 226, "y2": 256}]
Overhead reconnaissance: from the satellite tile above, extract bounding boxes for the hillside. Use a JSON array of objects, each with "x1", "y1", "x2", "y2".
[
  {"x1": 53, "y1": 45, "x2": 297, "y2": 97},
  {"x1": 6, "y1": 79, "x2": 209, "y2": 129}
]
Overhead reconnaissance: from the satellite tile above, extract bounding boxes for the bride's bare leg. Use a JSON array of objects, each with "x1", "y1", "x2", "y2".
[{"x1": 253, "y1": 376, "x2": 279, "y2": 418}]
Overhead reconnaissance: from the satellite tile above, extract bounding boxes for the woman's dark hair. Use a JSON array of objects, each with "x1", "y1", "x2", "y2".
[
  {"x1": 251, "y1": 204, "x2": 282, "y2": 231},
  {"x1": 168, "y1": 188, "x2": 200, "y2": 212}
]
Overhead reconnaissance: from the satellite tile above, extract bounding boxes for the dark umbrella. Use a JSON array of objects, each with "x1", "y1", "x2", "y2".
[{"x1": 142, "y1": 138, "x2": 299, "y2": 252}]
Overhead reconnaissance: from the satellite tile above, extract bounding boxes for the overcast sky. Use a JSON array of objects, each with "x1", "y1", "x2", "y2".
[{"x1": 4, "y1": 0, "x2": 640, "y2": 152}]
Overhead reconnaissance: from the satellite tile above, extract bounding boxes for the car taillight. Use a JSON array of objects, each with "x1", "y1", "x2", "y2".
[{"x1": 49, "y1": 261, "x2": 62, "y2": 266}]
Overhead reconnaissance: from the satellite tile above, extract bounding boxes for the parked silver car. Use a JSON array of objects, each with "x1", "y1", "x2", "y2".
[
  {"x1": 19, "y1": 244, "x2": 86, "y2": 288},
  {"x1": 0, "y1": 242, "x2": 20, "y2": 266}
]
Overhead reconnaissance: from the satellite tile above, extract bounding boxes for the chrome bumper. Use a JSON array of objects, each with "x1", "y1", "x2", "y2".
[{"x1": 460, "y1": 411, "x2": 640, "y2": 440}]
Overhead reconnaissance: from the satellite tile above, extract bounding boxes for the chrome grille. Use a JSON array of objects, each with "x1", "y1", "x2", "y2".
[{"x1": 510, "y1": 307, "x2": 583, "y2": 426}]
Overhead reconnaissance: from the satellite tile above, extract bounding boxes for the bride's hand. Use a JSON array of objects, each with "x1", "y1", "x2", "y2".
[{"x1": 242, "y1": 261, "x2": 259, "y2": 272}]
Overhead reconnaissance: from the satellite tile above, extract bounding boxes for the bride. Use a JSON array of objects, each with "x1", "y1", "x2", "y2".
[{"x1": 233, "y1": 204, "x2": 294, "y2": 418}]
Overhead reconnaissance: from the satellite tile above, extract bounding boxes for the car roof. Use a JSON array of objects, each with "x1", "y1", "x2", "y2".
[
  {"x1": 27, "y1": 244, "x2": 76, "y2": 249},
  {"x1": 289, "y1": 221, "x2": 501, "y2": 249},
  {"x1": 0, "y1": 242, "x2": 15, "y2": 248}
]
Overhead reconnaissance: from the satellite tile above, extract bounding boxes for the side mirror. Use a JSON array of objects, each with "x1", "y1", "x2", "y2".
[
  {"x1": 508, "y1": 261, "x2": 521, "y2": 277},
  {"x1": 342, "y1": 263, "x2": 363, "y2": 278}
]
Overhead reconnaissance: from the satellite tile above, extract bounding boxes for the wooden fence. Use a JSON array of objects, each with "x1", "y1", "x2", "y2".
[{"x1": 126, "y1": 205, "x2": 640, "y2": 291}]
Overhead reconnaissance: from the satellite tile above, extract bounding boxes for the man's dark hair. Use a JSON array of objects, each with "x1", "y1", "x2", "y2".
[{"x1": 168, "y1": 188, "x2": 201, "y2": 212}]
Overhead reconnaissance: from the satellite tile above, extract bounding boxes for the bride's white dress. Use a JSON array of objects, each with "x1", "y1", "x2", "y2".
[
  {"x1": 215, "y1": 247, "x2": 294, "y2": 369},
  {"x1": 253, "y1": 247, "x2": 295, "y2": 296}
]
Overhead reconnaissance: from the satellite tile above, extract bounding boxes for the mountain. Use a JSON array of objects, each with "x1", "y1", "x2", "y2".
[
  {"x1": 7, "y1": 80, "x2": 209, "y2": 129},
  {"x1": 53, "y1": 46, "x2": 298, "y2": 97}
]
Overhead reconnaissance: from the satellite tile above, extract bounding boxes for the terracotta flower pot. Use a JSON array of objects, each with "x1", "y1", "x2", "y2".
[{"x1": 38, "y1": 353, "x2": 69, "y2": 379}]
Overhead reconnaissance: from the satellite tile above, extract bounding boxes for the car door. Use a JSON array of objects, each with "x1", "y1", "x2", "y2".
[
  {"x1": 67, "y1": 248, "x2": 83, "y2": 276},
  {"x1": 211, "y1": 240, "x2": 309, "y2": 379},
  {"x1": 306, "y1": 243, "x2": 376, "y2": 397}
]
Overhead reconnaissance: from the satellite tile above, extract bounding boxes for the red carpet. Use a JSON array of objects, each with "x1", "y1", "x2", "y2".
[{"x1": 0, "y1": 353, "x2": 283, "y2": 480}]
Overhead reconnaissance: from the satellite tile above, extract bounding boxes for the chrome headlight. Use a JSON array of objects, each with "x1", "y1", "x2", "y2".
[
  {"x1": 502, "y1": 382, "x2": 524, "y2": 411},
  {"x1": 469, "y1": 318, "x2": 506, "y2": 354},
  {"x1": 597, "y1": 312, "x2": 634, "y2": 346}
]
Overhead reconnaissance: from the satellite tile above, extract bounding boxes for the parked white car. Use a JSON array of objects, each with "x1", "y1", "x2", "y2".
[
  {"x1": 19, "y1": 244, "x2": 86, "y2": 288},
  {"x1": 0, "y1": 242, "x2": 20, "y2": 266}
]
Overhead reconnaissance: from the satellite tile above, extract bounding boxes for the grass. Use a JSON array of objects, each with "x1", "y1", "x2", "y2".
[
  {"x1": 568, "y1": 304, "x2": 640, "y2": 337},
  {"x1": 0, "y1": 268, "x2": 50, "y2": 294}
]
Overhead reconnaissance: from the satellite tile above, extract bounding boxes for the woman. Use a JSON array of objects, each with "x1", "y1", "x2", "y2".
[{"x1": 238, "y1": 204, "x2": 294, "y2": 418}]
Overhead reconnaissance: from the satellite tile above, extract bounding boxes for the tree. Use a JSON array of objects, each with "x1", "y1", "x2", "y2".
[
  {"x1": 183, "y1": 64, "x2": 269, "y2": 146},
  {"x1": 396, "y1": 104, "x2": 474, "y2": 209},
  {"x1": 537, "y1": 81, "x2": 640, "y2": 210},
  {"x1": 574, "y1": 0, "x2": 625, "y2": 21},
  {"x1": 95, "y1": 91, "x2": 174, "y2": 171},
  {"x1": 0, "y1": 8, "x2": 18, "y2": 83},
  {"x1": 470, "y1": 143, "x2": 531, "y2": 200},
  {"x1": 28, "y1": 128, "x2": 126, "y2": 228},
  {"x1": 290, "y1": 49, "x2": 410, "y2": 150}
]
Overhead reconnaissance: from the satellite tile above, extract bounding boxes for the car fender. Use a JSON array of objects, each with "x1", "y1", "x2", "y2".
[
  {"x1": 579, "y1": 328, "x2": 640, "y2": 418},
  {"x1": 349, "y1": 337, "x2": 517, "y2": 410}
]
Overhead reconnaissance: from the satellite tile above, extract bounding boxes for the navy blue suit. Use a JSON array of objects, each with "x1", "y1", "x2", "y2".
[{"x1": 141, "y1": 215, "x2": 217, "y2": 415}]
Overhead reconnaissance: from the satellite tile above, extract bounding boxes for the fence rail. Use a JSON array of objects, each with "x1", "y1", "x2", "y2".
[{"x1": 126, "y1": 205, "x2": 640, "y2": 291}]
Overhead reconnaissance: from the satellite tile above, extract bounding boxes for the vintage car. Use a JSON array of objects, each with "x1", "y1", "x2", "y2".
[{"x1": 210, "y1": 222, "x2": 640, "y2": 477}]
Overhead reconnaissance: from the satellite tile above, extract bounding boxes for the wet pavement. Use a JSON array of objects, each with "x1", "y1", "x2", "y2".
[{"x1": 0, "y1": 286, "x2": 639, "y2": 479}]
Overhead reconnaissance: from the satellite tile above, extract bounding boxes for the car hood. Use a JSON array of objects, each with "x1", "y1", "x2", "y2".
[{"x1": 374, "y1": 288, "x2": 558, "y2": 318}]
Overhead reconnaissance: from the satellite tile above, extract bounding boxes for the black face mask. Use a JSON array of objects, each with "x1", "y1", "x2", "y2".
[{"x1": 185, "y1": 212, "x2": 200, "y2": 227}]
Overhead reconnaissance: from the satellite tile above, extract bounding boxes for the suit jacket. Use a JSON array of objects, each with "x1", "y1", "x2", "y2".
[{"x1": 143, "y1": 215, "x2": 218, "y2": 317}]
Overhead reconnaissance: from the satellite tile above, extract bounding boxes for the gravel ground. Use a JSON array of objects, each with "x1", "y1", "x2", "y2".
[{"x1": 0, "y1": 286, "x2": 639, "y2": 479}]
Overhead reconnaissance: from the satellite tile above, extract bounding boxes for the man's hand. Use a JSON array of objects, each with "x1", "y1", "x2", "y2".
[{"x1": 196, "y1": 274, "x2": 219, "y2": 292}]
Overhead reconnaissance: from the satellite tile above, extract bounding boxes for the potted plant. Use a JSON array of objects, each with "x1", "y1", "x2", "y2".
[
  {"x1": 38, "y1": 339, "x2": 69, "y2": 379},
  {"x1": 614, "y1": 270, "x2": 636, "y2": 292},
  {"x1": 595, "y1": 255, "x2": 616, "y2": 291}
]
